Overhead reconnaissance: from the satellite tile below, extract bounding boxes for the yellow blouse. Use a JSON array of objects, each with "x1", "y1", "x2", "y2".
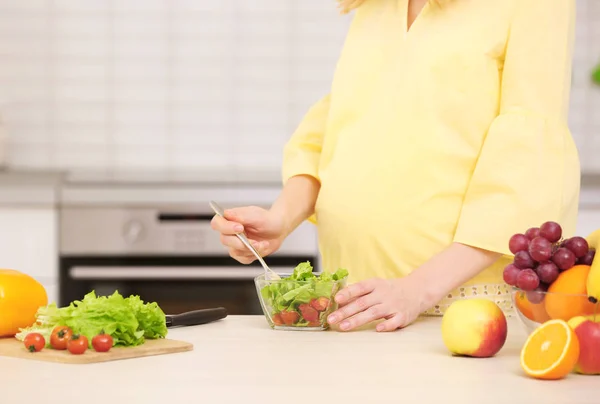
[{"x1": 281, "y1": 0, "x2": 580, "y2": 314}]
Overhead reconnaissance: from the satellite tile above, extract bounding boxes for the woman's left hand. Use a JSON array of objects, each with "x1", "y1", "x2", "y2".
[{"x1": 326, "y1": 277, "x2": 427, "y2": 332}]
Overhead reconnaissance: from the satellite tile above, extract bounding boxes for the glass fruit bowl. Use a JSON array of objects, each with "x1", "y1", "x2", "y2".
[
  {"x1": 511, "y1": 287, "x2": 600, "y2": 335},
  {"x1": 254, "y1": 265, "x2": 348, "y2": 331}
]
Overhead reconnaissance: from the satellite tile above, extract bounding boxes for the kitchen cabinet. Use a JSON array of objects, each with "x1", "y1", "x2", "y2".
[{"x1": 0, "y1": 207, "x2": 58, "y2": 304}]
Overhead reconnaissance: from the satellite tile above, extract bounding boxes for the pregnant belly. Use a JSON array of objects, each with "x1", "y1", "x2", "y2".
[{"x1": 314, "y1": 168, "x2": 466, "y2": 279}]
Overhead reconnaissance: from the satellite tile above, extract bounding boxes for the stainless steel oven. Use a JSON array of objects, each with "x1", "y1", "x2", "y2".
[{"x1": 58, "y1": 184, "x2": 319, "y2": 315}]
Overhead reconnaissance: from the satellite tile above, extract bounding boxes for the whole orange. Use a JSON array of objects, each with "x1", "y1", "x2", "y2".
[
  {"x1": 0, "y1": 269, "x2": 48, "y2": 337},
  {"x1": 515, "y1": 291, "x2": 551, "y2": 323},
  {"x1": 545, "y1": 265, "x2": 596, "y2": 321}
]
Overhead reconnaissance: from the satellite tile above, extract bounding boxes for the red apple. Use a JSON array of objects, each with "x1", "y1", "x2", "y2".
[
  {"x1": 441, "y1": 299, "x2": 508, "y2": 358},
  {"x1": 567, "y1": 316, "x2": 600, "y2": 375}
]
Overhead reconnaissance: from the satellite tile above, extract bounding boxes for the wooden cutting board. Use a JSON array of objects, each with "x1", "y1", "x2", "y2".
[{"x1": 0, "y1": 337, "x2": 193, "y2": 364}]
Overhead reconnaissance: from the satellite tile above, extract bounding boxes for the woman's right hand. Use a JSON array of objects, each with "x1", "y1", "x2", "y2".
[{"x1": 210, "y1": 205, "x2": 288, "y2": 264}]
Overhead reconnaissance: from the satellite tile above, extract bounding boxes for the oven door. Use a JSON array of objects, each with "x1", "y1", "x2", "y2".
[{"x1": 58, "y1": 256, "x2": 311, "y2": 315}]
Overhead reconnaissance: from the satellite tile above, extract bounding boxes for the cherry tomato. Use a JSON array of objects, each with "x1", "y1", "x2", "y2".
[
  {"x1": 67, "y1": 334, "x2": 88, "y2": 355},
  {"x1": 23, "y1": 333, "x2": 45, "y2": 353},
  {"x1": 310, "y1": 297, "x2": 330, "y2": 312},
  {"x1": 272, "y1": 313, "x2": 284, "y2": 326},
  {"x1": 92, "y1": 331, "x2": 113, "y2": 352},
  {"x1": 299, "y1": 304, "x2": 319, "y2": 322},
  {"x1": 280, "y1": 310, "x2": 299, "y2": 325},
  {"x1": 50, "y1": 326, "x2": 73, "y2": 350}
]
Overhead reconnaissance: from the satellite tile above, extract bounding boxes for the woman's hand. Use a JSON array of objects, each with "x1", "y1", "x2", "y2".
[
  {"x1": 210, "y1": 175, "x2": 321, "y2": 264},
  {"x1": 210, "y1": 206, "x2": 287, "y2": 264},
  {"x1": 326, "y1": 243, "x2": 502, "y2": 332},
  {"x1": 327, "y1": 277, "x2": 426, "y2": 332}
]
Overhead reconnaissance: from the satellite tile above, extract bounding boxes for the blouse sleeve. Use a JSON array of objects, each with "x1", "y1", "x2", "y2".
[
  {"x1": 282, "y1": 94, "x2": 330, "y2": 184},
  {"x1": 453, "y1": 0, "x2": 580, "y2": 256}
]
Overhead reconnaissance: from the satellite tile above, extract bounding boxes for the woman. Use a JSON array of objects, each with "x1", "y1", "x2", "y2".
[{"x1": 211, "y1": 0, "x2": 580, "y2": 332}]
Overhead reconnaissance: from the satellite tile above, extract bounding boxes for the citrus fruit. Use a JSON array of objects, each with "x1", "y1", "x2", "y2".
[
  {"x1": 0, "y1": 269, "x2": 48, "y2": 337},
  {"x1": 545, "y1": 265, "x2": 596, "y2": 321},
  {"x1": 514, "y1": 291, "x2": 551, "y2": 323},
  {"x1": 520, "y1": 319, "x2": 580, "y2": 380}
]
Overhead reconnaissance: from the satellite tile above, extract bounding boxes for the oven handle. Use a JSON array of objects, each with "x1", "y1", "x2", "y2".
[{"x1": 68, "y1": 266, "x2": 295, "y2": 281}]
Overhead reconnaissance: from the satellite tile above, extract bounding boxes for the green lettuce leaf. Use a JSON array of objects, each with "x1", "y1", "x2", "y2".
[{"x1": 15, "y1": 290, "x2": 168, "y2": 348}]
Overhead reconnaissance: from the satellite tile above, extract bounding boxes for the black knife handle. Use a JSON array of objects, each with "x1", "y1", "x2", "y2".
[{"x1": 167, "y1": 307, "x2": 228, "y2": 327}]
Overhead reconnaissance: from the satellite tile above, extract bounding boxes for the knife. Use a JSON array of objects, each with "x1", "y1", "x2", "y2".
[{"x1": 165, "y1": 307, "x2": 228, "y2": 328}]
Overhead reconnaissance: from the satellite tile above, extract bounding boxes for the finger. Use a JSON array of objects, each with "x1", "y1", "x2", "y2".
[
  {"x1": 211, "y1": 215, "x2": 244, "y2": 234},
  {"x1": 328, "y1": 291, "x2": 379, "y2": 325},
  {"x1": 334, "y1": 279, "x2": 378, "y2": 305},
  {"x1": 229, "y1": 248, "x2": 257, "y2": 264},
  {"x1": 224, "y1": 206, "x2": 263, "y2": 228},
  {"x1": 375, "y1": 313, "x2": 406, "y2": 332},
  {"x1": 338, "y1": 304, "x2": 386, "y2": 331},
  {"x1": 219, "y1": 234, "x2": 265, "y2": 251},
  {"x1": 220, "y1": 234, "x2": 270, "y2": 257}
]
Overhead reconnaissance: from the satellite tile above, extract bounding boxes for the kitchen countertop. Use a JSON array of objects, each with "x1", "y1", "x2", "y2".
[{"x1": 1, "y1": 315, "x2": 598, "y2": 404}]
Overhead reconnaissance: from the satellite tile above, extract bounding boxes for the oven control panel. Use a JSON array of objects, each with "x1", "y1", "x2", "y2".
[{"x1": 59, "y1": 206, "x2": 318, "y2": 257}]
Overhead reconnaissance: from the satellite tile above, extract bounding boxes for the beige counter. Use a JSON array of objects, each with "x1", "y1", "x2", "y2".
[{"x1": 1, "y1": 315, "x2": 597, "y2": 404}]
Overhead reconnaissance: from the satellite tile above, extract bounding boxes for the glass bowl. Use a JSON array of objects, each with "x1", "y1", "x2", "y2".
[
  {"x1": 511, "y1": 287, "x2": 600, "y2": 335},
  {"x1": 254, "y1": 273, "x2": 348, "y2": 331}
]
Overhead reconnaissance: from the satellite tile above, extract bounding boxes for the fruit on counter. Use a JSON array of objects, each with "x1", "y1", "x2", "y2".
[
  {"x1": 502, "y1": 264, "x2": 520, "y2": 286},
  {"x1": 514, "y1": 291, "x2": 551, "y2": 323},
  {"x1": 15, "y1": 290, "x2": 168, "y2": 348},
  {"x1": 524, "y1": 227, "x2": 540, "y2": 240},
  {"x1": 585, "y1": 229, "x2": 600, "y2": 304},
  {"x1": 508, "y1": 233, "x2": 530, "y2": 254},
  {"x1": 92, "y1": 331, "x2": 114, "y2": 353},
  {"x1": 50, "y1": 325, "x2": 73, "y2": 350},
  {"x1": 25, "y1": 327, "x2": 113, "y2": 355},
  {"x1": 552, "y1": 248, "x2": 576, "y2": 270},
  {"x1": 260, "y1": 262, "x2": 349, "y2": 328},
  {"x1": 520, "y1": 319, "x2": 580, "y2": 380},
  {"x1": 0, "y1": 269, "x2": 48, "y2": 337},
  {"x1": 23, "y1": 332, "x2": 45, "y2": 353},
  {"x1": 513, "y1": 251, "x2": 535, "y2": 269},
  {"x1": 504, "y1": 221, "x2": 596, "y2": 293},
  {"x1": 528, "y1": 236, "x2": 552, "y2": 262},
  {"x1": 563, "y1": 236, "x2": 589, "y2": 258},
  {"x1": 545, "y1": 265, "x2": 596, "y2": 321},
  {"x1": 515, "y1": 269, "x2": 539, "y2": 291},
  {"x1": 567, "y1": 316, "x2": 600, "y2": 375},
  {"x1": 67, "y1": 334, "x2": 89, "y2": 355},
  {"x1": 579, "y1": 249, "x2": 596, "y2": 266},
  {"x1": 539, "y1": 221, "x2": 562, "y2": 243},
  {"x1": 536, "y1": 261, "x2": 559, "y2": 284},
  {"x1": 441, "y1": 299, "x2": 507, "y2": 358}
]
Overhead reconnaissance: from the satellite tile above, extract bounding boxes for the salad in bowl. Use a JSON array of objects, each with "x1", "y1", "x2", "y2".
[{"x1": 255, "y1": 261, "x2": 349, "y2": 331}]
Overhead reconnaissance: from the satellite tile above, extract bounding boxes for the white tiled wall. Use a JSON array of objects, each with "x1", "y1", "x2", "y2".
[
  {"x1": 0, "y1": 0, "x2": 350, "y2": 172},
  {"x1": 0, "y1": 0, "x2": 598, "y2": 173},
  {"x1": 571, "y1": 0, "x2": 600, "y2": 173}
]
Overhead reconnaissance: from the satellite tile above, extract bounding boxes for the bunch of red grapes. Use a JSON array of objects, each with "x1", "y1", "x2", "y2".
[{"x1": 503, "y1": 221, "x2": 596, "y2": 294}]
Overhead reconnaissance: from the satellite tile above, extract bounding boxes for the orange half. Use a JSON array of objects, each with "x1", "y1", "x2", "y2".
[{"x1": 520, "y1": 319, "x2": 580, "y2": 380}]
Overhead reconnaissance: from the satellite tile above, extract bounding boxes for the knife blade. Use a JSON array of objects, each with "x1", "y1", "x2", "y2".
[{"x1": 165, "y1": 307, "x2": 228, "y2": 328}]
